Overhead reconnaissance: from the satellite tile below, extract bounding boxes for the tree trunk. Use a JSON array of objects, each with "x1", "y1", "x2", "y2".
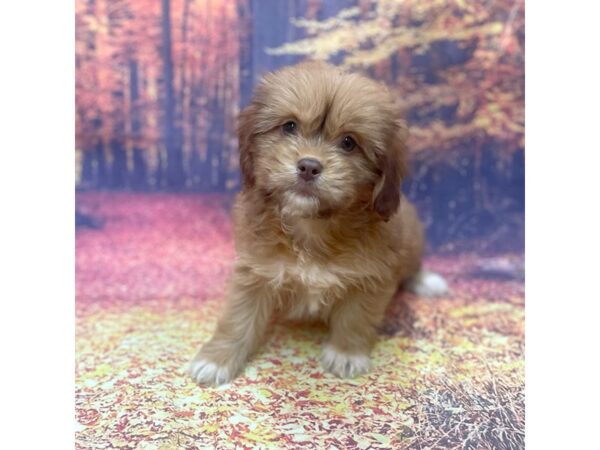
[
  {"x1": 237, "y1": 0, "x2": 254, "y2": 109},
  {"x1": 253, "y1": 0, "x2": 295, "y2": 73},
  {"x1": 161, "y1": 0, "x2": 184, "y2": 189},
  {"x1": 110, "y1": 82, "x2": 128, "y2": 188},
  {"x1": 95, "y1": 140, "x2": 108, "y2": 188},
  {"x1": 129, "y1": 59, "x2": 148, "y2": 190},
  {"x1": 81, "y1": 149, "x2": 95, "y2": 188},
  {"x1": 155, "y1": 148, "x2": 164, "y2": 189},
  {"x1": 110, "y1": 137, "x2": 128, "y2": 189},
  {"x1": 178, "y1": 0, "x2": 192, "y2": 119},
  {"x1": 188, "y1": 65, "x2": 201, "y2": 189},
  {"x1": 206, "y1": 91, "x2": 225, "y2": 191}
]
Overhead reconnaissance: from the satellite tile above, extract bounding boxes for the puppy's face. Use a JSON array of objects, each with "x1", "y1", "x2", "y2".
[{"x1": 239, "y1": 62, "x2": 408, "y2": 220}]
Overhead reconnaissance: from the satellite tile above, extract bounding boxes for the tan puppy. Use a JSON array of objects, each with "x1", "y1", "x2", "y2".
[{"x1": 190, "y1": 62, "x2": 447, "y2": 385}]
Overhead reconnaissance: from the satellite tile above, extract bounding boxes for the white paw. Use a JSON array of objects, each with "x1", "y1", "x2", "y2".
[
  {"x1": 407, "y1": 270, "x2": 449, "y2": 298},
  {"x1": 321, "y1": 344, "x2": 371, "y2": 378},
  {"x1": 189, "y1": 358, "x2": 232, "y2": 386}
]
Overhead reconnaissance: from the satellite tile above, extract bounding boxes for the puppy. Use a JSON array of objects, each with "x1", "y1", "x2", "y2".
[{"x1": 189, "y1": 62, "x2": 447, "y2": 385}]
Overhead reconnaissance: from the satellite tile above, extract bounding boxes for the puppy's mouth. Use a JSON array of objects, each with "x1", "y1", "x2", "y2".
[{"x1": 292, "y1": 182, "x2": 319, "y2": 198}]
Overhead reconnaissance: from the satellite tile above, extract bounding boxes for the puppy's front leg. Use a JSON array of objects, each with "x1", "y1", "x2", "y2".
[
  {"x1": 321, "y1": 288, "x2": 392, "y2": 378},
  {"x1": 189, "y1": 271, "x2": 274, "y2": 385}
]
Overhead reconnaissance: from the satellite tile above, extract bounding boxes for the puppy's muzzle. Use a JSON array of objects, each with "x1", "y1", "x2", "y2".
[{"x1": 297, "y1": 158, "x2": 322, "y2": 182}]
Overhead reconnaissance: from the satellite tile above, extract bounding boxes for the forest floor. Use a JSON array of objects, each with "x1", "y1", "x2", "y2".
[{"x1": 75, "y1": 192, "x2": 524, "y2": 450}]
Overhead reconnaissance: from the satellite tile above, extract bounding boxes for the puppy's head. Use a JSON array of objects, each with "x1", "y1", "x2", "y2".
[{"x1": 238, "y1": 62, "x2": 408, "y2": 221}]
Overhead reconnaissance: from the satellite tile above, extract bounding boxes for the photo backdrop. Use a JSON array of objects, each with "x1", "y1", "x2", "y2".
[
  {"x1": 76, "y1": 0, "x2": 524, "y2": 248},
  {"x1": 75, "y1": 3, "x2": 525, "y2": 448}
]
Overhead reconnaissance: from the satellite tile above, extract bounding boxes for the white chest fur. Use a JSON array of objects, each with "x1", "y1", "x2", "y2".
[
  {"x1": 246, "y1": 249, "x2": 346, "y2": 321},
  {"x1": 242, "y1": 218, "x2": 380, "y2": 320}
]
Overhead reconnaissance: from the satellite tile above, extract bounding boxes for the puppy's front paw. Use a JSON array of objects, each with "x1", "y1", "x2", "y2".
[
  {"x1": 189, "y1": 357, "x2": 238, "y2": 386},
  {"x1": 189, "y1": 352, "x2": 246, "y2": 386},
  {"x1": 321, "y1": 343, "x2": 371, "y2": 378}
]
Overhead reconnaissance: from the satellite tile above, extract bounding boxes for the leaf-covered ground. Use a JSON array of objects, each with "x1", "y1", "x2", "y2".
[{"x1": 76, "y1": 192, "x2": 524, "y2": 450}]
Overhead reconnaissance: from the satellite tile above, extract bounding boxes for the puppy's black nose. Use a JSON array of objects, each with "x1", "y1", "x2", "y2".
[{"x1": 297, "y1": 158, "x2": 323, "y2": 182}]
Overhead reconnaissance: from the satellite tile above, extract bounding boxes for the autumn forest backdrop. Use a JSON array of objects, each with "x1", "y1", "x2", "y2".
[
  {"x1": 75, "y1": 3, "x2": 525, "y2": 447},
  {"x1": 76, "y1": 0, "x2": 524, "y2": 247}
]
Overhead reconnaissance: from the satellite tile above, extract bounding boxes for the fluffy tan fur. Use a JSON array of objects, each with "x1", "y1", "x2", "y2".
[{"x1": 190, "y1": 62, "x2": 442, "y2": 385}]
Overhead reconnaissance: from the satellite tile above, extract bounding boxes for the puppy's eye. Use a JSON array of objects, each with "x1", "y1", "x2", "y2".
[
  {"x1": 340, "y1": 136, "x2": 357, "y2": 152},
  {"x1": 282, "y1": 121, "x2": 297, "y2": 135}
]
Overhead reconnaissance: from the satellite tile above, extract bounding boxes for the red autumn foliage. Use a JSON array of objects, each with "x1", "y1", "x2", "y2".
[{"x1": 76, "y1": 193, "x2": 235, "y2": 303}]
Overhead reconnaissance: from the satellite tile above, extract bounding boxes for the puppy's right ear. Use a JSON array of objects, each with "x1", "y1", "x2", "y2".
[
  {"x1": 237, "y1": 104, "x2": 258, "y2": 188},
  {"x1": 372, "y1": 118, "x2": 409, "y2": 221}
]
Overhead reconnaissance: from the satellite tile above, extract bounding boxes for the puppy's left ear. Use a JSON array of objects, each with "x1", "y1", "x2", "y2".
[
  {"x1": 237, "y1": 104, "x2": 258, "y2": 189},
  {"x1": 373, "y1": 119, "x2": 409, "y2": 221}
]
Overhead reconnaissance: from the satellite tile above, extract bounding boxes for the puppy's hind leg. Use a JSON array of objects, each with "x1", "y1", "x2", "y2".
[{"x1": 405, "y1": 270, "x2": 449, "y2": 298}]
